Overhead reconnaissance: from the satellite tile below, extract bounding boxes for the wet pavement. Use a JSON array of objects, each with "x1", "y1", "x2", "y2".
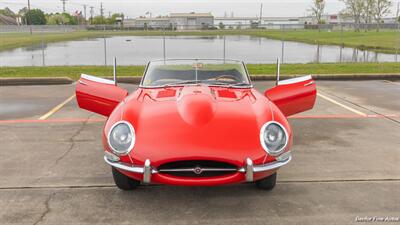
[{"x1": 0, "y1": 80, "x2": 399, "y2": 224}]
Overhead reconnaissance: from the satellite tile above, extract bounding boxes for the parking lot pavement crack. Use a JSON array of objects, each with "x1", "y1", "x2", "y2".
[
  {"x1": 32, "y1": 192, "x2": 54, "y2": 225},
  {"x1": 1, "y1": 179, "x2": 400, "y2": 191},
  {"x1": 318, "y1": 88, "x2": 400, "y2": 125},
  {"x1": 53, "y1": 115, "x2": 92, "y2": 166}
]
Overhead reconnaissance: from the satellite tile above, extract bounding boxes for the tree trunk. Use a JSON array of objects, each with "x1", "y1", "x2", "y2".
[{"x1": 376, "y1": 19, "x2": 380, "y2": 32}]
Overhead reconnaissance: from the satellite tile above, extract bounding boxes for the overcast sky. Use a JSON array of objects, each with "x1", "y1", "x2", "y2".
[{"x1": 0, "y1": 0, "x2": 398, "y2": 18}]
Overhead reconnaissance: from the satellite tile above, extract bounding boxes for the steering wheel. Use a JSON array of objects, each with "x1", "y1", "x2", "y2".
[{"x1": 214, "y1": 75, "x2": 239, "y2": 82}]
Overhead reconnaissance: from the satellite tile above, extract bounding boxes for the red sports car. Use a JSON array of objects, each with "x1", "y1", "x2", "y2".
[{"x1": 76, "y1": 59, "x2": 316, "y2": 190}]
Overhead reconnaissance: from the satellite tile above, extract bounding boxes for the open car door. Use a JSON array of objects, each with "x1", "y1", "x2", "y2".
[
  {"x1": 76, "y1": 74, "x2": 128, "y2": 117},
  {"x1": 264, "y1": 75, "x2": 316, "y2": 117}
]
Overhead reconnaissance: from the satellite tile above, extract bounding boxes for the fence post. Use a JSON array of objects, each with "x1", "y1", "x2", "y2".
[
  {"x1": 281, "y1": 24, "x2": 285, "y2": 63},
  {"x1": 41, "y1": 28, "x2": 45, "y2": 66},
  {"x1": 223, "y1": 36, "x2": 226, "y2": 63},
  {"x1": 163, "y1": 28, "x2": 166, "y2": 61},
  {"x1": 340, "y1": 23, "x2": 344, "y2": 47},
  {"x1": 103, "y1": 25, "x2": 107, "y2": 66},
  {"x1": 397, "y1": 19, "x2": 400, "y2": 62}
]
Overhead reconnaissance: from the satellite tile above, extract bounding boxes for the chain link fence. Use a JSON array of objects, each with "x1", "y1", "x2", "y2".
[{"x1": 0, "y1": 23, "x2": 399, "y2": 67}]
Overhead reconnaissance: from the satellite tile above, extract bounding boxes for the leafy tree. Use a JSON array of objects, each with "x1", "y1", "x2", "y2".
[
  {"x1": 340, "y1": 0, "x2": 365, "y2": 32},
  {"x1": 218, "y1": 22, "x2": 225, "y2": 29},
  {"x1": 373, "y1": 0, "x2": 392, "y2": 31},
  {"x1": 100, "y1": 13, "x2": 123, "y2": 25},
  {"x1": 91, "y1": 16, "x2": 105, "y2": 25},
  {"x1": 46, "y1": 13, "x2": 77, "y2": 25},
  {"x1": 90, "y1": 13, "x2": 123, "y2": 25},
  {"x1": 23, "y1": 8, "x2": 46, "y2": 25},
  {"x1": 362, "y1": 0, "x2": 375, "y2": 24},
  {"x1": 0, "y1": 7, "x2": 16, "y2": 18},
  {"x1": 310, "y1": 0, "x2": 326, "y2": 24},
  {"x1": 18, "y1": 7, "x2": 29, "y2": 16},
  {"x1": 61, "y1": 13, "x2": 78, "y2": 25}
]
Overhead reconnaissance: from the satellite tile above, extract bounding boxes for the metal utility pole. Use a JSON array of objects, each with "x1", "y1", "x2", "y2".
[
  {"x1": 100, "y1": 2, "x2": 104, "y2": 23},
  {"x1": 100, "y1": 2, "x2": 104, "y2": 17},
  {"x1": 259, "y1": 3, "x2": 263, "y2": 25},
  {"x1": 61, "y1": 0, "x2": 67, "y2": 13},
  {"x1": 27, "y1": 0, "x2": 32, "y2": 34},
  {"x1": 109, "y1": 11, "x2": 111, "y2": 18},
  {"x1": 90, "y1": 6, "x2": 94, "y2": 24},
  {"x1": 397, "y1": 1, "x2": 400, "y2": 29},
  {"x1": 83, "y1": 4, "x2": 87, "y2": 24}
]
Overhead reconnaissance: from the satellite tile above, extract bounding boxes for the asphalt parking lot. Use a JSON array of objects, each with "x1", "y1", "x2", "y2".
[{"x1": 0, "y1": 80, "x2": 399, "y2": 225}]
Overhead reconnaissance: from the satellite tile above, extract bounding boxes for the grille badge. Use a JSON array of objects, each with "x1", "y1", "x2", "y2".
[{"x1": 193, "y1": 166, "x2": 203, "y2": 175}]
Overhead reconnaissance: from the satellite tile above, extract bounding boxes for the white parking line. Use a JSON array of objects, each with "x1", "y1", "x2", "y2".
[
  {"x1": 39, "y1": 95, "x2": 76, "y2": 120},
  {"x1": 317, "y1": 93, "x2": 367, "y2": 116}
]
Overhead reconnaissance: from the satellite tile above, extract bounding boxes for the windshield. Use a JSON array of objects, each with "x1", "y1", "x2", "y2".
[{"x1": 141, "y1": 59, "x2": 251, "y2": 88}]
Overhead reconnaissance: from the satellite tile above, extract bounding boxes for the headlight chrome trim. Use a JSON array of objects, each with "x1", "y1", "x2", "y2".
[
  {"x1": 107, "y1": 120, "x2": 135, "y2": 155},
  {"x1": 259, "y1": 121, "x2": 289, "y2": 156}
]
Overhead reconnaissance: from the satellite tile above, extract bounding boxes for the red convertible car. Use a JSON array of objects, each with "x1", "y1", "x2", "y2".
[{"x1": 76, "y1": 59, "x2": 316, "y2": 190}]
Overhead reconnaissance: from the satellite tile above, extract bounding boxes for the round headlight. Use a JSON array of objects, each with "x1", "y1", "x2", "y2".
[
  {"x1": 108, "y1": 121, "x2": 135, "y2": 155},
  {"x1": 260, "y1": 121, "x2": 288, "y2": 156}
]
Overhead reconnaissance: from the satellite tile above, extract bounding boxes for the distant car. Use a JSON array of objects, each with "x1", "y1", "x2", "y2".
[{"x1": 76, "y1": 59, "x2": 316, "y2": 190}]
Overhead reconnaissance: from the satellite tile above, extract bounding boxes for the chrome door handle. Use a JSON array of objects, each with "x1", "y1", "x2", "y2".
[
  {"x1": 304, "y1": 81, "x2": 315, "y2": 86},
  {"x1": 79, "y1": 80, "x2": 88, "y2": 85}
]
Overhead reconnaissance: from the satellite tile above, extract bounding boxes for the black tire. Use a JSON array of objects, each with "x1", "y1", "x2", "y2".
[
  {"x1": 112, "y1": 167, "x2": 140, "y2": 190},
  {"x1": 256, "y1": 172, "x2": 277, "y2": 190}
]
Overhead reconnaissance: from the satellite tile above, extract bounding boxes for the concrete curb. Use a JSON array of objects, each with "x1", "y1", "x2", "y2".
[
  {"x1": 258, "y1": 74, "x2": 400, "y2": 81},
  {"x1": 1, "y1": 74, "x2": 399, "y2": 86},
  {"x1": 0, "y1": 77, "x2": 74, "y2": 86}
]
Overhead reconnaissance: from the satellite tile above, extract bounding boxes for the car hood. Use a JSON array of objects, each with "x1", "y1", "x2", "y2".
[{"x1": 111, "y1": 85, "x2": 279, "y2": 166}]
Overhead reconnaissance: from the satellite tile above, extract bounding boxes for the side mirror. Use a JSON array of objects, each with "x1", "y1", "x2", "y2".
[{"x1": 275, "y1": 57, "x2": 280, "y2": 86}]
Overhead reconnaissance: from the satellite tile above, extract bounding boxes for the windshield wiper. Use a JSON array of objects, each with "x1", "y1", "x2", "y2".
[
  {"x1": 207, "y1": 81, "x2": 251, "y2": 88},
  {"x1": 228, "y1": 82, "x2": 252, "y2": 88},
  {"x1": 162, "y1": 80, "x2": 199, "y2": 87},
  {"x1": 161, "y1": 80, "x2": 251, "y2": 88}
]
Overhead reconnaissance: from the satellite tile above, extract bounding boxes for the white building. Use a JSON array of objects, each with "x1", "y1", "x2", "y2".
[
  {"x1": 298, "y1": 14, "x2": 354, "y2": 24},
  {"x1": 169, "y1": 13, "x2": 214, "y2": 30},
  {"x1": 124, "y1": 17, "x2": 171, "y2": 29},
  {"x1": 125, "y1": 12, "x2": 214, "y2": 30}
]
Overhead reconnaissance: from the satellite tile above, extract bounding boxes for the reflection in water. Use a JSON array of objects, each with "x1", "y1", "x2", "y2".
[
  {"x1": 281, "y1": 39, "x2": 285, "y2": 63},
  {"x1": 23, "y1": 43, "x2": 48, "y2": 51},
  {"x1": 339, "y1": 46, "x2": 343, "y2": 63},
  {"x1": 315, "y1": 44, "x2": 320, "y2": 63},
  {"x1": 0, "y1": 35, "x2": 398, "y2": 66},
  {"x1": 352, "y1": 49, "x2": 358, "y2": 62}
]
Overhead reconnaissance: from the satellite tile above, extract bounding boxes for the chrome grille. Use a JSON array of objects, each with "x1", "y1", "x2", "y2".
[{"x1": 158, "y1": 160, "x2": 238, "y2": 177}]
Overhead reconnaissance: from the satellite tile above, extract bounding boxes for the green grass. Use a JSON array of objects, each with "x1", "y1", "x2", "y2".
[
  {"x1": 1, "y1": 29, "x2": 400, "y2": 53},
  {"x1": 246, "y1": 62, "x2": 400, "y2": 75},
  {"x1": 244, "y1": 29, "x2": 400, "y2": 54},
  {"x1": 1, "y1": 63, "x2": 399, "y2": 80}
]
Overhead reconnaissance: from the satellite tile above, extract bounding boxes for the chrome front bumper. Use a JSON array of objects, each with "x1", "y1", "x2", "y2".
[{"x1": 104, "y1": 152, "x2": 292, "y2": 184}]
